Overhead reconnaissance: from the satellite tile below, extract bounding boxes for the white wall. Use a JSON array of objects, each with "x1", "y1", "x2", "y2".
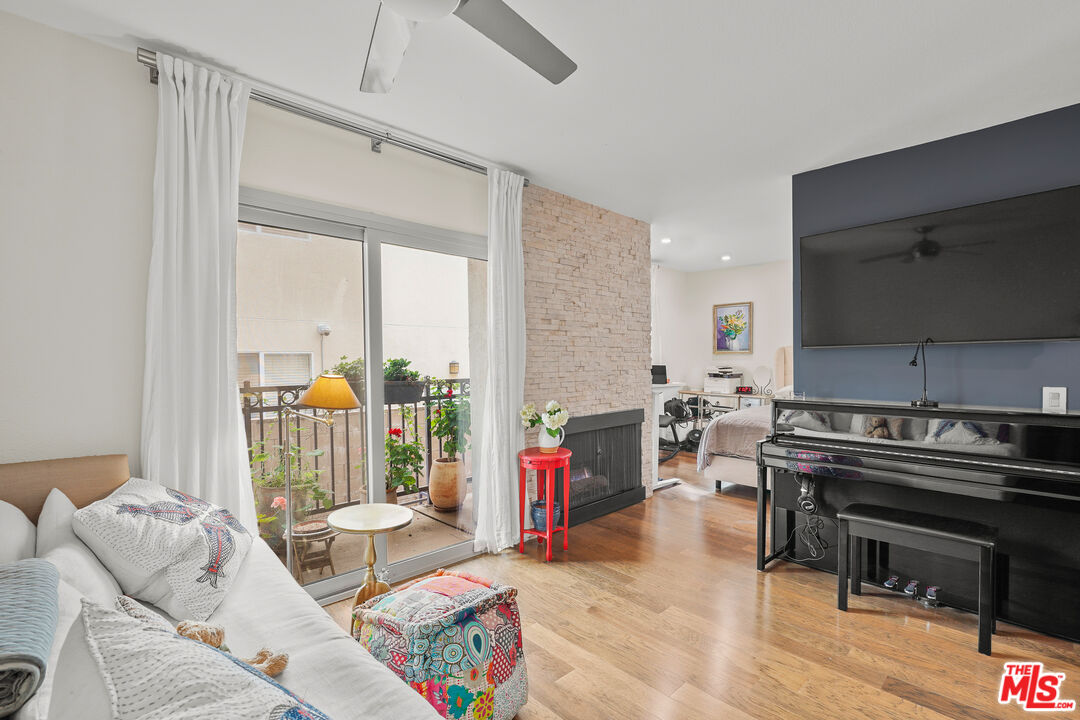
[
  {"x1": 241, "y1": 103, "x2": 487, "y2": 236},
  {"x1": 653, "y1": 259, "x2": 793, "y2": 390},
  {"x1": 0, "y1": 12, "x2": 155, "y2": 469}
]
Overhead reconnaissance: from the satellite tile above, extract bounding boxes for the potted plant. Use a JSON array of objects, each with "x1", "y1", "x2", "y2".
[
  {"x1": 521, "y1": 400, "x2": 570, "y2": 453},
  {"x1": 256, "y1": 495, "x2": 288, "y2": 551},
  {"x1": 249, "y1": 437, "x2": 332, "y2": 524},
  {"x1": 331, "y1": 355, "x2": 365, "y2": 402},
  {"x1": 385, "y1": 427, "x2": 423, "y2": 504},
  {"x1": 383, "y1": 357, "x2": 427, "y2": 406},
  {"x1": 428, "y1": 384, "x2": 471, "y2": 510}
]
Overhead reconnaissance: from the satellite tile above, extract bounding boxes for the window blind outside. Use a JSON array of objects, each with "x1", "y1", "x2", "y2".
[
  {"x1": 237, "y1": 352, "x2": 260, "y2": 386},
  {"x1": 262, "y1": 352, "x2": 312, "y2": 385}
]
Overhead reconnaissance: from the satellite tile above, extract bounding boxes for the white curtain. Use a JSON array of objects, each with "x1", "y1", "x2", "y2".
[
  {"x1": 141, "y1": 54, "x2": 255, "y2": 528},
  {"x1": 474, "y1": 169, "x2": 526, "y2": 553}
]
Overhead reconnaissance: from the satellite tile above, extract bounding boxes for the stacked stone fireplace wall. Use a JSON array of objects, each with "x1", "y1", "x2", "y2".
[{"x1": 521, "y1": 184, "x2": 653, "y2": 498}]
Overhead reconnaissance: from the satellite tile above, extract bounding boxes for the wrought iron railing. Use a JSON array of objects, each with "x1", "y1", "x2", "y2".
[{"x1": 241, "y1": 378, "x2": 471, "y2": 509}]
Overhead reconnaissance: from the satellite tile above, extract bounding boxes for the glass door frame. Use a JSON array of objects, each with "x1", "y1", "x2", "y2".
[{"x1": 238, "y1": 187, "x2": 485, "y2": 603}]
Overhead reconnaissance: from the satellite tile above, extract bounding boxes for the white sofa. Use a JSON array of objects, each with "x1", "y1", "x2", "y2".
[{"x1": 0, "y1": 454, "x2": 438, "y2": 720}]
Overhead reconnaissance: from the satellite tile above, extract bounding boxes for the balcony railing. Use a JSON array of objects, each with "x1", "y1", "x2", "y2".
[{"x1": 241, "y1": 378, "x2": 471, "y2": 509}]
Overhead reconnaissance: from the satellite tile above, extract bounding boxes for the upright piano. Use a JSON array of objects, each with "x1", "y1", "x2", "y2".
[{"x1": 756, "y1": 398, "x2": 1080, "y2": 642}]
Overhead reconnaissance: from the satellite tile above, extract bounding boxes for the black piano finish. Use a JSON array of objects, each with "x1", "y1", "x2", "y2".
[{"x1": 756, "y1": 398, "x2": 1080, "y2": 643}]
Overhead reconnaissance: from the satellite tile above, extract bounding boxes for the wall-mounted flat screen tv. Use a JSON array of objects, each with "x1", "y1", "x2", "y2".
[{"x1": 800, "y1": 183, "x2": 1080, "y2": 348}]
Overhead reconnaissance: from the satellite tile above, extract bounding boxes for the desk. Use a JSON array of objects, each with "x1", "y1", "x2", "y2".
[{"x1": 678, "y1": 388, "x2": 772, "y2": 426}]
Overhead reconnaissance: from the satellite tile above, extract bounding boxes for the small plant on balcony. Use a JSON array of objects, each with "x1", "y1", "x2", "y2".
[
  {"x1": 430, "y1": 385, "x2": 471, "y2": 461},
  {"x1": 331, "y1": 355, "x2": 365, "y2": 381},
  {"x1": 249, "y1": 436, "x2": 332, "y2": 513},
  {"x1": 385, "y1": 427, "x2": 423, "y2": 500},
  {"x1": 383, "y1": 357, "x2": 421, "y2": 382},
  {"x1": 382, "y1": 357, "x2": 428, "y2": 405}
]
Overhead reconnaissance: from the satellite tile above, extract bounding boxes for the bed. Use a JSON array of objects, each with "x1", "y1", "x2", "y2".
[{"x1": 695, "y1": 345, "x2": 792, "y2": 489}]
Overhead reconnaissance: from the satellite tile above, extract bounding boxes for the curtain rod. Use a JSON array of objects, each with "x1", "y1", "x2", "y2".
[{"x1": 136, "y1": 47, "x2": 528, "y2": 185}]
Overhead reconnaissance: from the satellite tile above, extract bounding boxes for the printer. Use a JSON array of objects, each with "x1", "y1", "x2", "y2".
[{"x1": 704, "y1": 366, "x2": 742, "y2": 394}]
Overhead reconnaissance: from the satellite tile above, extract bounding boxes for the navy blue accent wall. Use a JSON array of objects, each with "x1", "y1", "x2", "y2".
[{"x1": 793, "y1": 103, "x2": 1080, "y2": 409}]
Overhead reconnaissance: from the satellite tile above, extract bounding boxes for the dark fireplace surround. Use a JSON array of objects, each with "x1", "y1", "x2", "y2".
[{"x1": 548, "y1": 408, "x2": 646, "y2": 526}]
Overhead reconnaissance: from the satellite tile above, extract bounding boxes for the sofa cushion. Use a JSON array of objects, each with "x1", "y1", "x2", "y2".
[
  {"x1": 0, "y1": 500, "x2": 35, "y2": 564},
  {"x1": 35, "y1": 489, "x2": 122, "y2": 605},
  {"x1": 72, "y1": 479, "x2": 251, "y2": 620},
  {"x1": 209, "y1": 540, "x2": 439, "y2": 720}
]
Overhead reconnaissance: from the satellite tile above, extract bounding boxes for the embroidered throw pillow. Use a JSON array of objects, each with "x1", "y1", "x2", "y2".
[
  {"x1": 72, "y1": 479, "x2": 251, "y2": 620},
  {"x1": 80, "y1": 599, "x2": 330, "y2": 720},
  {"x1": 925, "y1": 419, "x2": 1001, "y2": 446},
  {"x1": 777, "y1": 409, "x2": 831, "y2": 432}
]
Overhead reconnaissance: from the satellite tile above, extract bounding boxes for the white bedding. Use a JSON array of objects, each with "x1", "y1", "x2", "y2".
[{"x1": 697, "y1": 405, "x2": 772, "y2": 471}]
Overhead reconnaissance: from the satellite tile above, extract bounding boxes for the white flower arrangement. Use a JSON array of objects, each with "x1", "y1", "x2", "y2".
[{"x1": 520, "y1": 400, "x2": 570, "y2": 437}]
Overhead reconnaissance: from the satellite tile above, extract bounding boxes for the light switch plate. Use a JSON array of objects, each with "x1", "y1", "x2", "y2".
[{"x1": 1042, "y1": 386, "x2": 1067, "y2": 414}]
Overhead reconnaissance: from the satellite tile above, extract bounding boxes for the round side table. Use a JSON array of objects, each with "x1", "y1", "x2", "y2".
[
  {"x1": 518, "y1": 447, "x2": 572, "y2": 562},
  {"x1": 327, "y1": 503, "x2": 413, "y2": 634}
]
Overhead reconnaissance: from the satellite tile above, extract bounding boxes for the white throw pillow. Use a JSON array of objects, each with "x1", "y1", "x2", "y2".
[
  {"x1": 72, "y1": 479, "x2": 252, "y2": 621},
  {"x1": 80, "y1": 599, "x2": 331, "y2": 720},
  {"x1": 14, "y1": 579, "x2": 111, "y2": 720},
  {"x1": 0, "y1": 500, "x2": 35, "y2": 563},
  {"x1": 926, "y1": 419, "x2": 1000, "y2": 445},
  {"x1": 777, "y1": 409, "x2": 831, "y2": 432},
  {"x1": 35, "y1": 489, "x2": 122, "y2": 604}
]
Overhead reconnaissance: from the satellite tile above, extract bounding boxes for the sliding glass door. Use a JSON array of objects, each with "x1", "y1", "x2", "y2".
[{"x1": 236, "y1": 193, "x2": 485, "y2": 600}]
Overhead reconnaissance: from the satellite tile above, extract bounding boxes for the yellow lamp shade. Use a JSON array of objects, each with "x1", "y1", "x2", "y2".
[{"x1": 299, "y1": 374, "x2": 361, "y2": 410}]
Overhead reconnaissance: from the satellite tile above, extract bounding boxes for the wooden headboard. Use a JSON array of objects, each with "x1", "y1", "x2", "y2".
[{"x1": 0, "y1": 454, "x2": 130, "y2": 524}]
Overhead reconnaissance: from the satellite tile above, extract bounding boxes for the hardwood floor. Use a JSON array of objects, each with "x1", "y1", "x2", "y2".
[{"x1": 327, "y1": 452, "x2": 1080, "y2": 719}]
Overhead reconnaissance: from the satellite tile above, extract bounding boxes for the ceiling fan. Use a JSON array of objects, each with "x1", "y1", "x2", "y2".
[
  {"x1": 859, "y1": 225, "x2": 993, "y2": 264},
  {"x1": 360, "y1": 0, "x2": 577, "y2": 93}
]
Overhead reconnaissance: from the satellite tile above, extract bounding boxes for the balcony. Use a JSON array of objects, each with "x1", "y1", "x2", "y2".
[{"x1": 241, "y1": 377, "x2": 474, "y2": 584}]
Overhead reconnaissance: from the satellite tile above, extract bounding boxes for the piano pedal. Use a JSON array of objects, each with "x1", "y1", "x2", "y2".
[
  {"x1": 903, "y1": 579, "x2": 919, "y2": 597},
  {"x1": 883, "y1": 575, "x2": 900, "y2": 590},
  {"x1": 918, "y1": 586, "x2": 941, "y2": 608}
]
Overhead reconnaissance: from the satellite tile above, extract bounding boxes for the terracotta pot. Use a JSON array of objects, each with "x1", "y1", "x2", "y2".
[
  {"x1": 428, "y1": 458, "x2": 465, "y2": 510},
  {"x1": 384, "y1": 488, "x2": 400, "y2": 505}
]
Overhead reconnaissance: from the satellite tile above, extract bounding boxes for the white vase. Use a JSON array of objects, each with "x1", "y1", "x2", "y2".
[{"x1": 538, "y1": 427, "x2": 564, "y2": 453}]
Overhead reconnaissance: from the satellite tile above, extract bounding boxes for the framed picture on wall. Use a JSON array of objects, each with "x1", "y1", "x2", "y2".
[{"x1": 713, "y1": 302, "x2": 752, "y2": 354}]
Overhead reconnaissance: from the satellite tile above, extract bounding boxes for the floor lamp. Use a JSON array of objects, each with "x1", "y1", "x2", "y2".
[{"x1": 283, "y1": 373, "x2": 360, "y2": 574}]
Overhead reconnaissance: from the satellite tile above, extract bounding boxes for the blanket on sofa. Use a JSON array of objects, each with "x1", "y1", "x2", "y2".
[{"x1": 0, "y1": 558, "x2": 59, "y2": 716}]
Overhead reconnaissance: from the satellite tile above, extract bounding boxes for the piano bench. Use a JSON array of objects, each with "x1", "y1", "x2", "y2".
[{"x1": 836, "y1": 503, "x2": 997, "y2": 655}]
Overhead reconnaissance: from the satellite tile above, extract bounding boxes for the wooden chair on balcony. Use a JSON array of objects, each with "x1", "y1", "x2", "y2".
[{"x1": 285, "y1": 519, "x2": 338, "y2": 583}]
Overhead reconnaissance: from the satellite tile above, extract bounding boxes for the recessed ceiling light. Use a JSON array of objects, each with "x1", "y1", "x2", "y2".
[
  {"x1": 660, "y1": 237, "x2": 672, "y2": 244},
  {"x1": 721, "y1": 255, "x2": 732, "y2": 261}
]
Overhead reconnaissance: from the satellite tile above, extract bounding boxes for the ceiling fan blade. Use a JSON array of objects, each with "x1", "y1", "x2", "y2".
[
  {"x1": 360, "y1": 3, "x2": 417, "y2": 93},
  {"x1": 859, "y1": 250, "x2": 912, "y2": 264},
  {"x1": 944, "y1": 239, "x2": 995, "y2": 249},
  {"x1": 453, "y1": 0, "x2": 577, "y2": 84}
]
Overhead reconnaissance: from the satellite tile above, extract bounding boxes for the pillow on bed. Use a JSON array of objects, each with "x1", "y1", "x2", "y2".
[
  {"x1": 777, "y1": 409, "x2": 831, "y2": 432},
  {"x1": 36, "y1": 489, "x2": 123, "y2": 605},
  {"x1": 80, "y1": 599, "x2": 330, "y2": 720},
  {"x1": 72, "y1": 479, "x2": 252, "y2": 621},
  {"x1": 0, "y1": 500, "x2": 35, "y2": 564}
]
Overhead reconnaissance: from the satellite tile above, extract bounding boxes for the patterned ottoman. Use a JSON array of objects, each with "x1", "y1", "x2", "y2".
[{"x1": 353, "y1": 569, "x2": 527, "y2": 720}]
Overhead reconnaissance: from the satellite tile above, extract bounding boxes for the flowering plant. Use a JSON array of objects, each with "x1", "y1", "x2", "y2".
[
  {"x1": 520, "y1": 400, "x2": 570, "y2": 438},
  {"x1": 385, "y1": 426, "x2": 424, "y2": 493},
  {"x1": 430, "y1": 384, "x2": 471, "y2": 461}
]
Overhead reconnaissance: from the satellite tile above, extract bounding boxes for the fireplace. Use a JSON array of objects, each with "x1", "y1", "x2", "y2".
[{"x1": 555, "y1": 409, "x2": 645, "y2": 526}]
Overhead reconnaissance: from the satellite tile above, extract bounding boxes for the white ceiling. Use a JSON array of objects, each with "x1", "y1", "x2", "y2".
[{"x1": 4, "y1": 1, "x2": 1080, "y2": 270}]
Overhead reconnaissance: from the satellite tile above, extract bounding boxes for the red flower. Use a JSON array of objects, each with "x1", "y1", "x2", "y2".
[
  {"x1": 446, "y1": 387, "x2": 453, "y2": 398},
  {"x1": 434, "y1": 409, "x2": 441, "y2": 416},
  {"x1": 387, "y1": 428, "x2": 402, "y2": 438}
]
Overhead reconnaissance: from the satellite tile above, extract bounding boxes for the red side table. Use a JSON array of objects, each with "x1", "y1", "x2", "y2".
[{"x1": 518, "y1": 447, "x2": 572, "y2": 562}]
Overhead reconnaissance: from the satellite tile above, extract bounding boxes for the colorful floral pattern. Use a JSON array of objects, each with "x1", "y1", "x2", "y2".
[{"x1": 355, "y1": 569, "x2": 527, "y2": 720}]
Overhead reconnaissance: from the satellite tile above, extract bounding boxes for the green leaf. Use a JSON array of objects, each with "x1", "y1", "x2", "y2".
[{"x1": 546, "y1": 427, "x2": 559, "y2": 438}]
